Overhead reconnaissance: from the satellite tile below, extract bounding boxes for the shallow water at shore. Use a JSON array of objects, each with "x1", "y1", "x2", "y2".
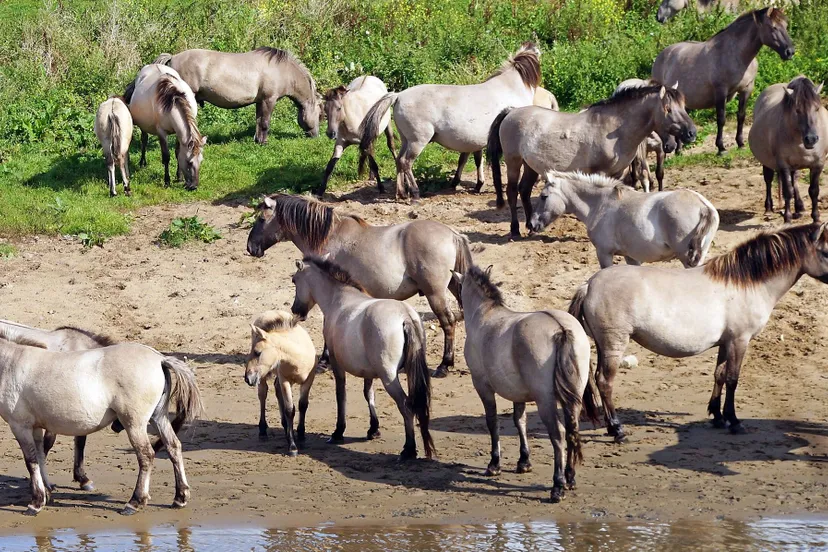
[{"x1": 2, "y1": 517, "x2": 827, "y2": 551}]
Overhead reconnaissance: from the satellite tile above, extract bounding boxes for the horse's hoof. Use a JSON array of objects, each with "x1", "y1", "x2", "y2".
[
  {"x1": 516, "y1": 462, "x2": 532, "y2": 474},
  {"x1": 23, "y1": 506, "x2": 40, "y2": 516},
  {"x1": 716, "y1": 149, "x2": 726, "y2": 157},
  {"x1": 484, "y1": 465, "x2": 501, "y2": 477},
  {"x1": 120, "y1": 505, "x2": 139, "y2": 516},
  {"x1": 399, "y1": 448, "x2": 418, "y2": 462},
  {"x1": 288, "y1": 449, "x2": 298, "y2": 458},
  {"x1": 710, "y1": 418, "x2": 726, "y2": 429},
  {"x1": 729, "y1": 422, "x2": 746, "y2": 435},
  {"x1": 431, "y1": 367, "x2": 449, "y2": 379},
  {"x1": 367, "y1": 430, "x2": 381, "y2": 440},
  {"x1": 792, "y1": 212, "x2": 803, "y2": 220},
  {"x1": 185, "y1": 185, "x2": 197, "y2": 192},
  {"x1": 80, "y1": 482, "x2": 95, "y2": 492},
  {"x1": 327, "y1": 434, "x2": 344, "y2": 444},
  {"x1": 550, "y1": 488, "x2": 565, "y2": 503},
  {"x1": 171, "y1": 500, "x2": 187, "y2": 509}
]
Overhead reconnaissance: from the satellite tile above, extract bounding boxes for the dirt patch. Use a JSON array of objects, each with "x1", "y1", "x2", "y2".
[{"x1": 0, "y1": 156, "x2": 827, "y2": 533}]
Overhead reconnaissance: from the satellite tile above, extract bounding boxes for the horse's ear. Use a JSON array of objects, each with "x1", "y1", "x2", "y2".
[
  {"x1": 484, "y1": 265, "x2": 494, "y2": 277},
  {"x1": 201, "y1": 135, "x2": 208, "y2": 146},
  {"x1": 263, "y1": 196, "x2": 276, "y2": 209},
  {"x1": 767, "y1": 6, "x2": 774, "y2": 18},
  {"x1": 786, "y1": 87, "x2": 794, "y2": 97},
  {"x1": 672, "y1": 81, "x2": 679, "y2": 90},
  {"x1": 295, "y1": 260, "x2": 305, "y2": 271},
  {"x1": 659, "y1": 86, "x2": 666, "y2": 99},
  {"x1": 817, "y1": 82, "x2": 824, "y2": 95},
  {"x1": 319, "y1": 252, "x2": 331, "y2": 261},
  {"x1": 450, "y1": 270, "x2": 464, "y2": 285},
  {"x1": 251, "y1": 324, "x2": 267, "y2": 340},
  {"x1": 812, "y1": 222, "x2": 828, "y2": 242}
]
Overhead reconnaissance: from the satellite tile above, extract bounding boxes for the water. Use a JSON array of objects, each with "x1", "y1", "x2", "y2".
[{"x1": 2, "y1": 518, "x2": 827, "y2": 551}]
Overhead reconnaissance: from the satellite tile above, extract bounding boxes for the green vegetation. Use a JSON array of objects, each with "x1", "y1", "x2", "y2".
[
  {"x1": 0, "y1": 0, "x2": 825, "y2": 240},
  {"x1": 158, "y1": 216, "x2": 222, "y2": 247},
  {"x1": 0, "y1": 244, "x2": 17, "y2": 258}
]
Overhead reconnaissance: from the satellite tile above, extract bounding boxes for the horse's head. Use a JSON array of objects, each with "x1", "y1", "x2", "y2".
[
  {"x1": 656, "y1": 0, "x2": 686, "y2": 24},
  {"x1": 244, "y1": 325, "x2": 275, "y2": 387},
  {"x1": 803, "y1": 223, "x2": 828, "y2": 283},
  {"x1": 654, "y1": 84, "x2": 696, "y2": 145},
  {"x1": 290, "y1": 260, "x2": 317, "y2": 319},
  {"x1": 785, "y1": 77, "x2": 824, "y2": 150},
  {"x1": 297, "y1": 95, "x2": 321, "y2": 138},
  {"x1": 527, "y1": 175, "x2": 568, "y2": 233},
  {"x1": 756, "y1": 7, "x2": 794, "y2": 61},
  {"x1": 323, "y1": 86, "x2": 348, "y2": 140},
  {"x1": 247, "y1": 196, "x2": 283, "y2": 258},
  {"x1": 661, "y1": 132, "x2": 678, "y2": 154},
  {"x1": 178, "y1": 135, "x2": 207, "y2": 190}
]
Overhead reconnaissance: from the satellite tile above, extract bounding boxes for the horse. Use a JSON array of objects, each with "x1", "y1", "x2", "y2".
[
  {"x1": 360, "y1": 42, "x2": 541, "y2": 200},
  {"x1": 94, "y1": 96, "x2": 133, "y2": 197},
  {"x1": 244, "y1": 310, "x2": 317, "y2": 456},
  {"x1": 528, "y1": 171, "x2": 719, "y2": 268},
  {"x1": 652, "y1": 8, "x2": 795, "y2": 155},
  {"x1": 246, "y1": 193, "x2": 471, "y2": 377},
  {"x1": 152, "y1": 47, "x2": 320, "y2": 143},
  {"x1": 749, "y1": 75, "x2": 827, "y2": 223},
  {"x1": 568, "y1": 222, "x2": 828, "y2": 442},
  {"x1": 488, "y1": 83, "x2": 696, "y2": 238},
  {"x1": 0, "y1": 320, "x2": 116, "y2": 492},
  {"x1": 128, "y1": 64, "x2": 207, "y2": 190},
  {"x1": 0, "y1": 337, "x2": 203, "y2": 515},
  {"x1": 290, "y1": 256, "x2": 435, "y2": 460},
  {"x1": 656, "y1": 0, "x2": 740, "y2": 23},
  {"x1": 318, "y1": 76, "x2": 395, "y2": 196},
  {"x1": 451, "y1": 265, "x2": 599, "y2": 503}
]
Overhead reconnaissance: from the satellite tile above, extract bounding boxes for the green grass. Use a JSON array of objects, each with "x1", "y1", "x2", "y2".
[
  {"x1": 664, "y1": 147, "x2": 755, "y2": 169},
  {"x1": 0, "y1": 244, "x2": 17, "y2": 258}
]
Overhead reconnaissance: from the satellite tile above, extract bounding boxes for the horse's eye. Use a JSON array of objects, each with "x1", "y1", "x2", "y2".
[{"x1": 666, "y1": 107, "x2": 673, "y2": 114}]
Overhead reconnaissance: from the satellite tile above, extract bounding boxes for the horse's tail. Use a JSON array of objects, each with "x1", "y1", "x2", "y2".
[
  {"x1": 153, "y1": 356, "x2": 204, "y2": 452},
  {"x1": 686, "y1": 193, "x2": 719, "y2": 267},
  {"x1": 552, "y1": 327, "x2": 585, "y2": 465},
  {"x1": 451, "y1": 231, "x2": 473, "y2": 316},
  {"x1": 401, "y1": 318, "x2": 435, "y2": 459},
  {"x1": 359, "y1": 92, "x2": 398, "y2": 154},
  {"x1": 487, "y1": 108, "x2": 512, "y2": 209},
  {"x1": 123, "y1": 80, "x2": 135, "y2": 104},
  {"x1": 107, "y1": 112, "x2": 122, "y2": 163},
  {"x1": 153, "y1": 53, "x2": 173, "y2": 66},
  {"x1": 567, "y1": 282, "x2": 590, "y2": 337}
]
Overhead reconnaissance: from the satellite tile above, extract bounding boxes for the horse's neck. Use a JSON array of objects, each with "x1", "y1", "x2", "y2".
[
  {"x1": 0, "y1": 321, "x2": 53, "y2": 349},
  {"x1": 169, "y1": 107, "x2": 193, "y2": 143},
  {"x1": 287, "y1": 214, "x2": 354, "y2": 256},
  {"x1": 598, "y1": 99, "x2": 659, "y2": 161},
  {"x1": 488, "y1": 69, "x2": 533, "y2": 94},
  {"x1": 710, "y1": 18, "x2": 762, "y2": 68},
  {"x1": 561, "y1": 182, "x2": 607, "y2": 222},
  {"x1": 307, "y1": 271, "x2": 350, "y2": 314},
  {"x1": 278, "y1": 61, "x2": 314, "y2": 105},
  {"x1": 755, "y1": 269, "x2": 804, "y2": 309}
]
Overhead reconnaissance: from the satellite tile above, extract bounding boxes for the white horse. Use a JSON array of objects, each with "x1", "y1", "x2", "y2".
[
  {"x1": 453, "y1": 265, "x2": 599, "y2": 503},
  {"x1": 128, "y1": 64, "x2": 207, "y2": 190},
  {"x1": 244, "y1": 310, "x2": 317, "y2": 455},
  {"x1": 94, "y1": 96, "x2": 133, "y2": 197},
  {"x1": 360, "y1": 42, "x2": 541, "y2": 199},
  {"x1": 569, "y1": 223, "x2": 828, "y2": 442},
  {"x1": 528, "y1": 171, "x2": 719, "y2": 268},
  {"x1": 0, "y1": 337, "x2": 202, "y2": 515}
]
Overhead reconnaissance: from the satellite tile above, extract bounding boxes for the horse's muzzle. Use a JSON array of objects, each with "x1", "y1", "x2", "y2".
[
  {"x1": 804, "y1": 135, "x2": 819, "y2": 150},
  {"x1": 681, "y1": 127, "x2": 697, "y2": 144},
  {"x1": 246, "y1": 242, "x2": 265, "y2": 258},
  {"x1": 244, "y1": 373, "x2": 259, "y2": 387},
  {"x1": 782, "y1": 47, "x2": 795, "y2": 61}
]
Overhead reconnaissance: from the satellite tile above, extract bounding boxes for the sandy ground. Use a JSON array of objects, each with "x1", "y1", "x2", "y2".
[{"x1": 1, "y1": 131, "x2": 828, "y2": 534}]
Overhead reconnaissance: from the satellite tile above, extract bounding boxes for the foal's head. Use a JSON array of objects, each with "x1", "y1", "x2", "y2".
[
  {"x1": 244, "y1": 310, "x2": 298, "y2": 387},
  {"x1": 784, "y1": 76, "x2": 824, "y2": 150},
  {"x1": 323, "y1": 86, "x2": 348, "y2": 140},
  {"x1": 656, "y1": 0, "x2": 687, "y2": 24},
  {"x1": 651, "y1": 84, "x2": 696, "y2": 146},
  {"x1": 802, "y1": 223, "x2": 828, "y2": 283},
  {"x1": 754, "y1": 8, "x2": 794, "y2": 61},
  {"x1": 451, "y1": 265, "x2": 505, "y2": 314},
  {"x1": 246, "y1": 194, "x2": 335, "y2": 257}
]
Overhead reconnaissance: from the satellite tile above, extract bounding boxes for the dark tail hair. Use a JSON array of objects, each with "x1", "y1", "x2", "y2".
[
  {"x1": 553, "y1": 328, "x2": 585, "y2": 465},
  {"x1": 124, "y1": 80, "x2": 135, "y2": 104},
  {"x1": 108, "y1": 113, "x2": 122, "y2": 163},
  {"x1": 152, "y1": 356, "x2": 204, "y2": 452},
  {"x1": 487, "y1": 108, "x2": 512, "y2": 209},
  {"x1": 581, "y1": 368, "x2": 603, "y2": 426},
  {"x1": 452, "y1": 232, "x2": 473, "y2": 317},
  {"x1": 686, "y1": 198, "x2": 719, "y2": 267},
  {"x1": 153, "y1": 53, "x2": 173, "y2": 66},
  {"x1": 567, "y1": 283, "x2": 590, "y2": 334},
  {"x1": 359, "y1": 92, "x2": 398, "y2": 153},
  {"x1": 402, "y1": 319, "x2": 435, "y2": 459}
]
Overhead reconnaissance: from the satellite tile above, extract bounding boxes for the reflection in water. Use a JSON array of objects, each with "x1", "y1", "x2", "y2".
[{"x1": 3, "y1": 518, "x2": 828, "y2": 551}]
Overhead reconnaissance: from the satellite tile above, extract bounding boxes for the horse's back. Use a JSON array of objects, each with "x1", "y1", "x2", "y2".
[
  {"x1": 343, "y1": 76, "x2": 390, "y2": 136},
  {"x1": 129, "y1": 65, "x2": 197, "y2": 134},
  {"x1": 172, "y1": 49, "x2": 265, "y2": 107}
]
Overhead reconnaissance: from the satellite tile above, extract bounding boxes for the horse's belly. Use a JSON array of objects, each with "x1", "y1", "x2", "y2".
[
  {"x1": 198, "y1": 88, "x2": 256, "y2": 109},
  {"x1": 632, "y1": 329, "x2": 718, "y2": 358}
]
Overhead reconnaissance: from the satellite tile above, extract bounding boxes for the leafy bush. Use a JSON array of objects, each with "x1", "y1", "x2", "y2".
[{"x1": 158, "y1": 216, "x2": 222, "y2": 247}]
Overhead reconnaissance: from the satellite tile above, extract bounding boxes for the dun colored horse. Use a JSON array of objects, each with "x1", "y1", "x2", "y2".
[
  {"x1": 656, "y1": 0, "x2": 740, "y2": 23},
  {"x1": 94, "y1": 96, "x2": 133, "y2": 197}
]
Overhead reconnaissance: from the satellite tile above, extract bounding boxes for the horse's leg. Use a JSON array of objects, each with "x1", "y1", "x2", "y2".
[
  {"x1": 151, "y1": 408, "x2": 190, "y2": 508},
  {"x1": 562, "y1": 395, "x2": 582, "y2": 491},
  {"x1": 537, "y1": 398, "x2": 567, "y2": 503},
  {"x1": 11, "y1": 425, "x2": 49, "y2": 515},
  {"x1": 473, "y1": 150, "x2": 485, "y2": 193},
  {"x1": 596, "y1": 248, "x2": 615, "y2": 269},
  {"x1": 329, "y1": 362, "x2": 347, "y2": 443},
  {"x1": 425, "y1": 290, "x2": 456, "y2": 378},
  {"x1": 723, "y1": 340, "x2": 749, "y2": 434},
  {"x1": 384, "y1": 377, "x2": 417, "y2": 460},
  {"x1": 363, "y1": 378, "x2": 381, "y2": 440},
  {"x1": 809, "y1": 166, "x2": 823, "y2": 223},
  {"x1": 121, "y1": 423, "x2": 154, "y2": 515},
  {"x1": 403, "y1": 140, "x2": 428, "y2": 201},
  {"x1": 258, "y1": 98, "x2": 277, "y2": 145},
  {"x1": 506, "y1": 159, "x2": 523, "y2": 238},
  {"x1": 159, "y1": 133, "x2": 171, "y2": 188},
  {"x1": 175, "y1": 140, "x2": 182, "y2": 182},
  {"x1": 366, "y1": 153, "x2": 384, "y2": 193},
  {"x1": 473, "y1": 377, "x2": 500, "y2": 476},
  {"x1": 714, "y1": 93, "x2": 727, "y2": 155},
  {"x1": 139, "y1": 131, "x2": 148, "y2": 167},
  {"x1": 513, "y1": 402, "x2": 531, "y2": 474},
  {"x1": 107, "y1": 156, "x2": 117, "y2": 197},
  {"x1": 623, "y1": 256, "x2": 641, "y2": 266},
  {"x1": 257, "y1": 378, "x2": 269, "y2": 439},
  {"x1": 595, "y1": 333, "x2": 630, "y2": 442},
  {"x1": 385, "y1": 125, "x2": 396, "y2": 158},
  {"x1": 763, "y1": 166, "x2": 775, "y2": 215},
  {"x1": 395, "y1": 139, "x2": 410, "y2": 200},
  {"x1": 121, "y1": 154, "x2": 131, "y2": 197},
  {"x1": 792, "y1": 170, "x2": 805, "y2": 218},
  {"x1": 277, "y1": 378, "x2": 298, "y2": 456},
  {"x1": 32, "y1": 428, "x2": 53, "y2": 495},
  {"x1": 255, "y1": 101, "x2": 264, "y2": 144},
  {"x1": 708, "y1": 345, "x2": 728, "y2": 428},
  {"x1": 317, "y1": 343, "x2": 330, "y2": 373},
  {"x1": 43, "y1": 431, "x2": 56, "y2": 456},
  {"x1": 451, "y1": 152, "x2": 470, "y2": 188},
  {"x1": 72, "y1": 436, "x2": 94, "y2": 491},
  {"x1": 317, "y1": 142, "x2": 345, "y2": 197},
  {"x1": 655, "y1": 147, "x2": 665, "y2": 191},
  {"x1": 780, "y1": 167, "x2": 794, "y2": 223},
  {"x1": 297, "y1": 369, "x2": 315, "y2": 444},
  {"x1": 518, "y1": 164, "x2": 540, "y2": 233},
  {"x1": 735, "y1": 88, "x2": 751, "y2": 149}
]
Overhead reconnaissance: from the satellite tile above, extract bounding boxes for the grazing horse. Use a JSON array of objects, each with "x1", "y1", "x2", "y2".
[
  {"x1": 652, "y1": 8, "x2": 795, "y2": 155},
  {"x1": 246, "y1": 194, "x2": 471, "y2": 377},
  {"x1": 656, "y1": 0, "x2": 740, "y2": 23},
  {"x1": 488, "y1": 84, "x2": 696, "y2": 237},
  {"x1": 360, "y1": 42, "x2": 541, "y2": 200},
  {"x1": 453, "y1": 265, "x2": 599, "y2": 502},
  {"x1": 528, "y1": 171, "x2": 719, "y2": 268},
  {"x1": 94, "y1": 96, "x2": 133, "y2": 197},
  {"x1": 152, "y1": 47, "x2": 320, "y2": 143},
  {"x1": 749, "y1": 75, "x2": 827, "y2": 223},
  {"x1": 0, "y1": 338, "x2": 203, "y2": 515},
  {"x1": 318, "y1": 76, "x2": 395, "y2": 196},
  {"x1": 244, "y1": 310, "x2": 317, "y2": 455},
  {"x1": 290, "y1": 257, "x2": 435, "y2": 460},
  {"x1": 128, "y1": 64, "x2": 207, "y2": 190},
  {"x1": 569, "y1": 223, "x2": 828, "y2": 442}
]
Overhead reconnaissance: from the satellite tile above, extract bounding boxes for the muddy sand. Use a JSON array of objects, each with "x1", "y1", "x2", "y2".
[{"x1": 1, "y1": 138, "x2": 827, "y2": 534}]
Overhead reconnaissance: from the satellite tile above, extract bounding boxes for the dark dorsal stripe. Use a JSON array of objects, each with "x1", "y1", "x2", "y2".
[{"x1": 303, "y1": 255, "x2": 367, "y2": 293}]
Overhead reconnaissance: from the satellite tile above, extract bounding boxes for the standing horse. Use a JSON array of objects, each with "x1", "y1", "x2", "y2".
[
  {"x1": 652, "y1": 8, "x2": 795, "y2": 155},
  {"x1": 360, "y1": 43, "x2": 540, "y2": 200},
  {"x1": 749, "y1": 75, "x2": 827, "y2": 223},
  {"x1": 656, "y1": 0, "x2": 740, "y2": 23},
  {"x1": 94, "y1": 96, "x2": 133, "y2": 197},
  {"x1": 568, "y1": 223, "x2": 828, "y2": 442},
  {"x1": 488, "y1": 84, "x2": 696, "y2": 237},
  {"x1": 128, "y1": 64, "x2": 207, "y2": 190},
  {"x1": 153, "y1": 47, "x2": 320, "y2": 143},
  {"x1": 290, "y1": 257, "x2": 435, "y2": 460},
  {"x1": 244, "y1": 310, "x2": 317, "y2": 455},
  {"x1": 453, "y1": 265, "x2": 599, "y2": 502},
  {"x1": 246, "y1": 194, "x2": 471, "y2": 377},
  {"x1": 528, "y1": 171, "x2": 719, "y2": 268},
  {"x1": 0, "y1": 338, "x2": 202, "y2": 515},
  {"x1": 319, "y1": 76, "x2": 395, "y2": 196}
]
